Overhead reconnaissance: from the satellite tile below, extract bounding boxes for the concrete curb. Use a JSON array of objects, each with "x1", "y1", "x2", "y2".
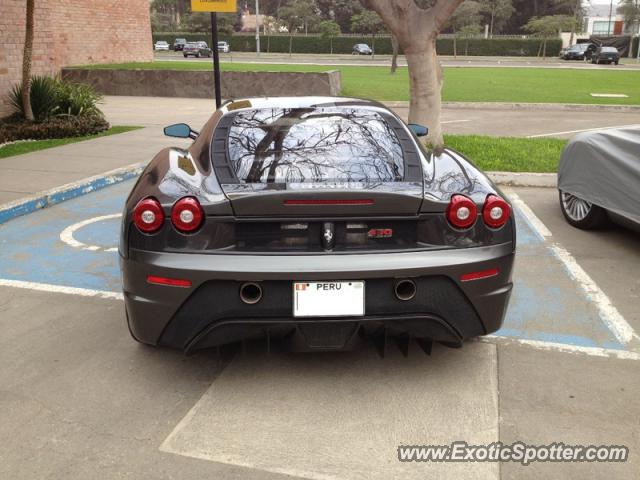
[
  {"x1": 0, "y1": 163, "x2": 145, "y2": 225},
  {"x1": 488, "y1": 171, "x2": 556, "y2": 188},
  {"x1": 0, "y1": 165, "x2": 555, "y2": 226},
  {"x1": 384, "y1": 101, "x2": 640, "y2": 113}
]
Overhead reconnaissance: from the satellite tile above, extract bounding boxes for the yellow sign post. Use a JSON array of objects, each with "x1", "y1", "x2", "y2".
[
  {"x1": 190, "y1": 0, "x2": 238, "y2": 108},
  {"x1": 191, "y1": 0, "x2": 237, "y2": 13}
]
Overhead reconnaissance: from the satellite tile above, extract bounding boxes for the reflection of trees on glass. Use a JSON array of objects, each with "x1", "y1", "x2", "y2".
[{"x1": 227, "y1": 108, "x2": 405, "y2": 184}]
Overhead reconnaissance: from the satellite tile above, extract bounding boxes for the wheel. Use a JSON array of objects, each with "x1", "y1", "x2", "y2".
[
  {"x1": 196, "y1": 53, "x2": 200, "y2": 58},
  {"x1": 183, "y1": 54, "x2": 188, "y2": 58},
  {"x1": 559, "y1": 190, "x2": 608, "y2": 229},
  {"x1": 615, "y1": 60, "x2": 619, "y2": 65}
]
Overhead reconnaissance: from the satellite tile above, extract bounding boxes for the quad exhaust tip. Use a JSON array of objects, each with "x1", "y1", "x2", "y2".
[
  {"x1": 394, "y1": 279, "x2": 417, "y2": 301},
  {"x1": 240, "y1": 282, "x2": 263, "y2": 305}
]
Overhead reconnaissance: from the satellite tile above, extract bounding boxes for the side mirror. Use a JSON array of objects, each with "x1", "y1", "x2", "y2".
[
  {"x1": 409, "y1": 123, "x2": 429, "y2": 137},
  {"x1": 164, "y1": 123, "x2": 198, "y2": 140}
]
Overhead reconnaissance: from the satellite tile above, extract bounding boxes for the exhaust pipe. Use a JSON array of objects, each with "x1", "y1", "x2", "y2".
[
  {"x1": 394, "y1": 279, "x2": 416, "y2": 301},
  {"x1": 240, "y1": 282, "x2": 263, "y2": 305}
]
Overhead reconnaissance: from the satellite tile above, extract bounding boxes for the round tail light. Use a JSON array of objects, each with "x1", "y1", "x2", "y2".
[
  {"x1": 171, "y1": 197, "x2": 204, "y2": 233},
  {"x1": 447, "y1": 194, "x2": 478, "y2": 229},
  {"x1": 483, "y1": 195, "x2": 511, "y2": 229},
  {"x1": 133, "y1": 197, "x2": 164, "y2": 233}
]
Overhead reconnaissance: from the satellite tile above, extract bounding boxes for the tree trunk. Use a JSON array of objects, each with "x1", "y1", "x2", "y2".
[
  {"x1": 453, "y1": 35, "x2": 457, "y2": 58},
  {"x1": 542, "y1": 38, "x2": 547, "y2": 59},
  {"x1": 330, "y1": 37, "x2": 333, "y2": 55},
  {"x1": 371, "y1": 34, "x2": 375, "y2": 59},
  {"x1": 289, "y1": 34, "x2": 293, "y2": 56},
  {"x1": 405, "y1": 42, "x2": 444, "y2": 149},
  {"x1": 490, "y1": 11, "x2": 495, "y2": 38},
  {"x1": 22, "y1": 0, "x2": 35, "y2": 121},
  {"x1": 390, "y1": 34, "x2": 399, "y2": 73}
]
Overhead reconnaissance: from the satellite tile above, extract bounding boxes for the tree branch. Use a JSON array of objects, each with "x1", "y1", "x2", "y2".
[{"x1": 431, "y1": 0, "x2": 466, "y2": 31}]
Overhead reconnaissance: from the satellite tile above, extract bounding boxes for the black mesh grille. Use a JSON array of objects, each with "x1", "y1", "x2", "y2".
[{"x1": 159, "y1": 276, "x2": 485, "y2": 350}]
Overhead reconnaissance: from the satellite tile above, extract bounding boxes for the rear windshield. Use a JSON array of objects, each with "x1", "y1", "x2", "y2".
[{"x1": 226, "y1": 107, "x2": 405, "y2": 184}]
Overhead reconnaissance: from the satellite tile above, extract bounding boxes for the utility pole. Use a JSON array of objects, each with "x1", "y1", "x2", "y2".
[
  {"x1": 608, "y1": 0, "x2": 613, "y2": 35},
  {"x1": 255, "y1": 0, "x2": 261, "y2": 55}
]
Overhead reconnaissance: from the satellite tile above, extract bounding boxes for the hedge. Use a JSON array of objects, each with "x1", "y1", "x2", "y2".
[
  {"x1": 152, "y1": 33, "x2": 563, "y2": 57},
  {"x1": 0, "y1": 115, "x2": 109, "y2": 144}
]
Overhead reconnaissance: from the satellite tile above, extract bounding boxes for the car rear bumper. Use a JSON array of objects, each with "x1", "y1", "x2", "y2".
[{"x1": 121, "y1": 243, "x2": 515, "y2": 352}]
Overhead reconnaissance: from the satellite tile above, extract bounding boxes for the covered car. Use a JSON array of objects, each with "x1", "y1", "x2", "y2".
[
  {"x1": 558, "y1": 127, "x2": 640, "y2": 230},
  {"x1": 120, "y1": 97, "x2": 516, "y2": 354}
]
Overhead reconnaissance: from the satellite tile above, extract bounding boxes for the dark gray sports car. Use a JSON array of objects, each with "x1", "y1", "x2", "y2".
[{"x1": 119, "y1": 97, "x2": 515, "y2": 354}]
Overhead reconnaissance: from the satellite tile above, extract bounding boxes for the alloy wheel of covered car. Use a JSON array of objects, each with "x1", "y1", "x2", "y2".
[{"x1": 559, "y1": 191, "x2": 608, "y2": 229}]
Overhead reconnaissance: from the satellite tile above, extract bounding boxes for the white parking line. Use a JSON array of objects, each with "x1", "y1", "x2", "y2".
[
  {"x1": 504, "y1": 190, "x2": 552, "y2": 239},
  {"x1": 59, "y1": 213, "x2": 121, "y2": 253},
  {"x1": 505, "y1": 189, "x2": 638, "y2": 347},
  {"x1": 483, "y1": 336, "x2": 640, "y2": 361},
  {"x1": 441, "y1": 119, "x2": 472, "y2": 124},
  {"x1": 0, "y1": 278, "x2": 122, "y2": 300},
  {"x1": 550, "y1": 244, "x2": 638, "y2": 345},
  {"x1": 527, "y1": 124, "x2": 640, "y2": 138}
]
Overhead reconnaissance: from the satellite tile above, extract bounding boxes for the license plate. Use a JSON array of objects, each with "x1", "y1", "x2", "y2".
[{"x1": 293, "y1": 281, "x2": 365, "y2": 317}]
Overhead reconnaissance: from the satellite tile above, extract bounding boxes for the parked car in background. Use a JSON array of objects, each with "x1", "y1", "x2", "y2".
[
  {"x1": 183, "y1": 41, "x2": 212, "y2": 58},
  {"x1": 352, "y1": 43, "x2": 373, "y2": 55},
  {"x1": 120, "y1": 97, "x2": 516, "y2": 353},
  {"x1": 218, "y1": 41, "x2": 231, "y2": 53},
  {"x1": 558, "y1": 127, "x2": 640, "y2": 231},
  {"x1": 561, "y1": 43, "x2": 596, "y2": 61},
  {"x1": 173, "y1": 38, "x2": 187, "y2": 51},
  {"x1": 154, "y1": 41, "x2": 169, "y2": 51},
  {"x1": 591, "y1": 46, "x2": 620, "y2": 65}
]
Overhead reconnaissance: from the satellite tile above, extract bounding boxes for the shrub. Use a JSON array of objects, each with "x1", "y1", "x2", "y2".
[
  {"x1": 9, "y1": 76, "x2": 104, "y2": 121},
  {"x1": 10, "y1": 76, "x2": 60, "y2": 122},
  {"x1": 55, "y1": 81, "x2": 103, "y2": 117},
  {"x1": 0, "y1": 115, "x2": 109, "y2": 144}
]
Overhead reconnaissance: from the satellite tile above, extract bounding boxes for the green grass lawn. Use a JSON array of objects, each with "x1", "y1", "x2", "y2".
[
  {"x1": 445, "y1": 135, "x2": 567, "y2": 173},
  {"x1": 0, "y1": 126, "x2": 142, "y2": 159},
  {"x1": 83, "y1": 61, "x2": 640, "y2": 105}
]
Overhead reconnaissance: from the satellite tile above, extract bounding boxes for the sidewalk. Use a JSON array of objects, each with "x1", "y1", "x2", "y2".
[{"x1": 0, "y1": 126, "x2": 189, "y2": 204}]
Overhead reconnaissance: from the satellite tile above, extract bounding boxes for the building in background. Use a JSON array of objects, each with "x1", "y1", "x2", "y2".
[
  {"x1": 583, "y1": 1, "x2": 628, "y2": 36},
  {"x1": 0, "y1": 0, "x2": 153, "y2": 117}
]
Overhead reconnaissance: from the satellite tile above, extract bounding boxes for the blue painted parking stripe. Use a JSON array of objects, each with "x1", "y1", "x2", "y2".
[{"x1": 0, "y1": 162, "x2": 144, "y2": 225}]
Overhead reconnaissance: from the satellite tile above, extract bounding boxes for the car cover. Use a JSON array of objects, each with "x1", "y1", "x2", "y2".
[{"x1": 558, "y1": 127, "x2": 640, "y2": 224}]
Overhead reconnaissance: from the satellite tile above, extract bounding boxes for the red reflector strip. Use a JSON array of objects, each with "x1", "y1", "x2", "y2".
[
  {"x1": 146, "y1": 275, "x2": 192, "y2": 288},
  {"x1": 283, "y1": 199, "x2": 374, "y2": 206},
  {"x1": 460, "y1": 268, "x2": 499, "y2": 282}
]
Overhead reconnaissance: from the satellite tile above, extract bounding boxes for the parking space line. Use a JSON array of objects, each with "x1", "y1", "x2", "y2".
[
  {"x1": 549, "y1": 244, "x2": 638, "y2": 345},
  {"x1": 0, "y1": 278, "x2": 122, "y2": 300},
  {"x1": 505, "y1": 188, "x2": 638, "y2": 347},
  {"x1": 527, "y1": 124, "x2": 640, "y2": 138},
  {"x1": 59, "y1": 213, "x2": 122, "y2": 253},
  {"x1": 504, "y1": 190, "x2": 552, "y2": 239},
  {"x1": 483, "y1": 335, "x2": 640, "y2": 361}
]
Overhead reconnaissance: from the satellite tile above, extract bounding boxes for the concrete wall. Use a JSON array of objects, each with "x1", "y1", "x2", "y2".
[
  {"x1": 0, "y1": 0, "x2": 153, "y2": 117},
  {"x1": 61, "y1": 69, "x2": 343, "y2": 99}
]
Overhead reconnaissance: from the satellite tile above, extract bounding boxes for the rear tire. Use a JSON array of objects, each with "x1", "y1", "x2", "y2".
[{"x1": 559, "y1": 190, "x2": 608, "y2": 230}]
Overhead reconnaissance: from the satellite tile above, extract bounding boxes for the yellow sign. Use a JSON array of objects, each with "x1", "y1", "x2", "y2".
[{"x1": 191, "y1": 0, "x2": 237, "y2": 12}]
